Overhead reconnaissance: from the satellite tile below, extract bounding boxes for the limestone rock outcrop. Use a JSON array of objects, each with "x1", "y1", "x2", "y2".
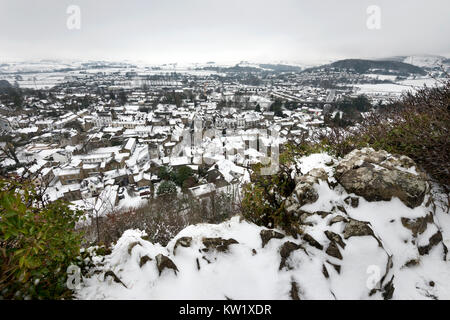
[
  {"x1": 335, "y1": 148, "x2": 428, "y2": 208},
  {"x1": 75, "y1": 148, "x2": 449, "y2": 300}
]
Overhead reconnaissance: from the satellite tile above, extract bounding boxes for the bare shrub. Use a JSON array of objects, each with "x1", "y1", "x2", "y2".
[{"x1": 81, "y1": 191, "x2": 240, "y2": 247}]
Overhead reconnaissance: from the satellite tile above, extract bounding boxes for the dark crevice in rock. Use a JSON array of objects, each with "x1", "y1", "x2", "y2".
[
  {"x1": 322, "y1": 264, "x2": 329, "y2": 279},
  {"x1": 302, "y1": 233, "x2": 323, "y2": 250},
  {"x1": 260, "y1": 229, "x2": 285, "y2": 248},
  {"x1": 418, "y1": 231, "x2": 443, "y2": 256},
  {"x1": 324, "y1": 230, "x2": 346, "y2": 249},
  {"x1": 382, "y1": 276, "x2": 395, "y2": 300},
  {"x1": 403, "y1": 258, "x2": 420, "y2": 268},
  {"x1": 173, "y1": 236, "x2": 192, "y2": 255},
  {"x1": 279, "y1": 241, "x2": 305, "y2": 270},
  {"x1": 328, "y1": 215, "x2": 348, "y2": 226},
  {"x1": 401, "y1": 213, "x2": 434, "y2": 237},
  {"x1": 104, "y1": 270, "x2": 127, "y2": 288},
  {"x1": 325, "y1": 241, "x2": 343, "y2": 260},
  {"x1": 326, "y1": 260, "x2": 341, "y2": 274},
  {"x1": 335, "y1": 205, "x2": 347, "y2": 214},
  {"x1": 202, "y1": 237, "x2": 239, "y2": 253},
  {"x1": 202, "y1": 256, "x2": 211, "y2": 264},
  {"x1": 139, "y1": 255, "x2": 152, "y2": 268},
  {"x1": 344, "y1": 196, "x2": 359, "y2": 208},
  {"x1": 127, "y1": 241, "x2": 141, "y2": 255},
  {"x1": 156, "y1": 253, "x2": 179, "y2": 276},
  {"x1": 290, "y1": 280, "x2": 301, "y2": 300}
]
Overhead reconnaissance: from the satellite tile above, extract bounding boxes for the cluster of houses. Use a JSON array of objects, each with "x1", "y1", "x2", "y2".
[
  {"x1": 0, "y1": 63, "x2": 341, "y2": 219},
  {"x1": 1, "y1": 95, "x2": 328, "y2": 217}
]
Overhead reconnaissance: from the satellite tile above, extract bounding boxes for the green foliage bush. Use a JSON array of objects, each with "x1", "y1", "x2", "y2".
[
  {"x1": 158, "y1": 165, "x2": 196, "y2": 188},
  {"x1": 325, "y1": 95, "x2": 372, "y2": 127},
  {"x1": 240, "y1": 151, "x2": 300, "y2": 237},
  {"x1": 269, "y1": 99, "x2": 284, "y2": 117},
  {"x1": 0, "y1": 179, "x2": 83, "y2": 299},
  {"x1": 157, "y1": 166, "x2": 172, "y2": 181},
  {"x1": 156, "y1": 180, "x2": 177, "y2": 197},
  {"x1": 173, "y1": 166, "x2": 194, "y2": 187}
]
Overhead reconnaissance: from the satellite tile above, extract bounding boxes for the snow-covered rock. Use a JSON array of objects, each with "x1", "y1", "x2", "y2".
[
  {"x1": 75, "y1": 148, "x2": 450, "y2": 300},
  {"x1": 335, "y1": 148, "x2": 428, "y2": 208}
]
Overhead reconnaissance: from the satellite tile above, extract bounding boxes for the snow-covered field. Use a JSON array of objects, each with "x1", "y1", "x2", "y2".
[
  {"x1": 0, "y1": 72, "x2": 68, "y2": 89},
  {"x1": 364, "y1": 74, "x2": 398, "y2": 81},
  {"x1": 355, "y1": 77, "x2": 442, "y2": 96},
  {"x1": 398, "y1": 78, "x2": 442, "y2": 88},
  {"x1": 355, "y1": 83, "x2": 411, "y2": 95}
]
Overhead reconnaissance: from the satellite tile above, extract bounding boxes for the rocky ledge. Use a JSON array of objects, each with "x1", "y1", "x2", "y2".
[{"x1": 75, "y1": 148, "x2": 450, "y2": 300}]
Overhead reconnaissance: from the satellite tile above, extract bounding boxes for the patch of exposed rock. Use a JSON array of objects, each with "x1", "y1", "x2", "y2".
[
  {"x1": 335, "y1": 148, "x2": 428, "y2": 208},
  {"x1": 260, "y1": 229, "x2": 285, "y2": 248},
  {"x1": 173, "y1": 236, "x2": 192, "y2": 255},
  {"x1": 285, "y1": 168, "x2": 328, "y2": 213},
  {"x1": 155, "y1": 254, "x2": 178, "y2": 276},
  {"x1": 201, "y1": 237, "x2": 239, "y2": 253},
  {"x1": 75, "y1": 148, "x2": 449, "y2": 300},
  {"x1": 343, "y1": 218, "x2": 375, "y2": 239},
  {"x1": 279, "y1": 241, "x2": 306, "y2": 270}
]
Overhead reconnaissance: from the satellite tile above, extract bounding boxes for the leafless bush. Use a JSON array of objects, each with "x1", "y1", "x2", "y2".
[{"x1": 80, "y1": 191, "x2": 240, "y2": 247}]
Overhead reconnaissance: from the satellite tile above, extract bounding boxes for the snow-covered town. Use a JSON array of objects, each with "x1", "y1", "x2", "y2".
[
  {"x1": 1, "y1": 0, "x2": 450, "y2": 305},
  {"x1": 0, "y1": 64, "x2": 320, "y2": 217}
]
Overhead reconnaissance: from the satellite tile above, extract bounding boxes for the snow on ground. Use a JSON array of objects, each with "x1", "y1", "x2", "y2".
[
  {"x1": 355, "y1": 77, "x2": 441, "y2": 96},
  {"x1": 301, "y1": 180, "x2": 450, "y2": 299},
  {"x1": 76, "y1": 218, "x2": 298, "y2": 300},
  {"x1": 75, "y1": 204, "x2": 450, "y2": 300},
  {"x1": 355, "y1": 83, "x2": 412, "y2": 94},
  {"x1": 117, "y1": 189, "x2": 148, "y2": 212},
  {"x1": 295, "y1": 152, "x2": 334, "y2": 176},
  {"x1": 74, "y1": 151, "x2": 450, "y2": 300},
  {"x1": 398, "y1": 78, "x2": 442, "y2": 88},
  {"x1": 402, "y1": 55, "x2": 447, "y2": 69},
  {"x1": 364, "y1": 74, "x2": 398, "y2": 81}
]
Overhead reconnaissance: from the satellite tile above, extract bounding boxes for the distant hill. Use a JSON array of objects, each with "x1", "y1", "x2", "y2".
[
  {"x1": 198, "y1": 65, "x2": 262, "y2": 73},
  {"x1": 303, "y1": 59, "x2": 427, "y2": 76},
  {"x1": 380, "y1": 55, "x2": 448, "y2": 69},
  {"x1": 0, "y1": 80, "x2": 12, "y2": 89},
  {"x1": 375, "y1": 56, "x2": 408, "y2": 62},
  {"x1": 258, "y1": 64, "x2": 302, "y2": 73},
  {"x1": 197, "y1": 63, "x2": 302, "y2": 74},
  {"x1": 0, "y1": 80, "x2": 13, "y2": 93}
]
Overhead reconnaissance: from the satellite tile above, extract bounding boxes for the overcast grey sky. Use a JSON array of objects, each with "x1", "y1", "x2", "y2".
[{"x1": 0, "y1": 0, "x2": 449, "y2": 64}]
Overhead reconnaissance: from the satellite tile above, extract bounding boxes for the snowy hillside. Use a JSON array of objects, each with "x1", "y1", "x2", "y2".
[
  {"x1": 75, "y1": 148, "x2": 450, "y2": 300},
  {"x1": 402, "y1": 55, "x2": 448, "y2": 69}
]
